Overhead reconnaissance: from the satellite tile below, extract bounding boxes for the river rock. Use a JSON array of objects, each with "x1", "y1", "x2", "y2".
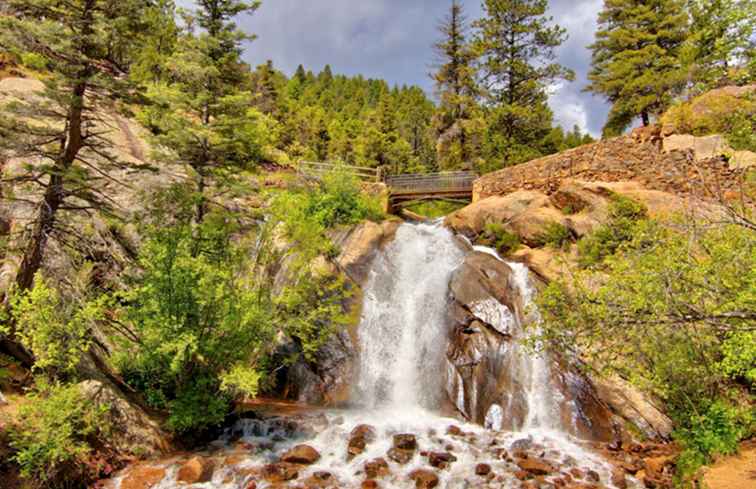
[
  {"x1": 393, "y1": 433, "x2": 418, "y2": 450},
  {"x1": 388, "y1": 447, "x2": 415, "y2": 464},
  {"x1": 611, "y1": 468, "x2": 628, "y2": 489},
  {"x1": 475, "y1": 463, "x2": 492, "y2": 476},
  {"x1": 176, "y1": 456, "x2": 214, "y2": 484},
  {"x1": 364, "y1": 457, "x2": 390, "y2": 479},
  {"x1": 362, "y1": 481, "x2": 380, "y2": 489},
  {"x1": 262, "y1": 462, "x2": 299, "y2": 482},
  {"x1": 427, "y1": 451, "x2": 456, "y2": 469},
  {"x1": 517, "y1": 457, "x2": 557, "y2": 476},
  {"x1": 301, "y1": 470, "x2": 336, "y2": 488},
  {"x1": 120, "y1": 466, "x2": 166, "y2": 489},
  {"x1": 281, "y1": 444, "x2": 321, "y2": 464},
  {"x1": 408, "y1": 468, "x2": 439, "y2": 488},
  {"x1": 348, "y1": 424, "x2": 377, "y2": 459}
]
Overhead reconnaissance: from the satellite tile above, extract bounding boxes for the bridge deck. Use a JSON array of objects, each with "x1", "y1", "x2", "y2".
[{"x1": 297, "y1": 161, "x2": 476, "y2": 209}]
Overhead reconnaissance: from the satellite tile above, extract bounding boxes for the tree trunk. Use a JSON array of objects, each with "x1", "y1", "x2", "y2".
[
  {"x1": 15, "y1": 79, "x2": 87, "y2": 291},
  {"x1": 641, "y1": 110, "x2": 650, "y2": 127}
]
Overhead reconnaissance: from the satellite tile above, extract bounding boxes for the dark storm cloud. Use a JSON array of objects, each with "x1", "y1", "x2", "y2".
[{"x1": 239, "y1": 0, "x2": 610, "y2": 136}]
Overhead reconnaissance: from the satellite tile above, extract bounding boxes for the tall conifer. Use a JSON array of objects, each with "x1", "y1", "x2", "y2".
[
  {"x1": 0, "y1": 0, "x2": 149, "y2": 292},
  {"x1": 474, "y1": 0, "x2": 573, "y2": 168},
  {"x1": 432, "y1": 0, "x2": 480, "y2": 170},
  {"x1": 587, "y1": 0, "x2": 688, "y2": 134}
]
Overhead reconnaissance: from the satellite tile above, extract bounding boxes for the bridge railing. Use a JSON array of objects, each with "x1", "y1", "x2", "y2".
[
  {"x1": 298, "y1": 161, "x2": 381, "y2": 182},
  {"x1": 386, "y1": 171, "x2": 477, "y2": 195}
]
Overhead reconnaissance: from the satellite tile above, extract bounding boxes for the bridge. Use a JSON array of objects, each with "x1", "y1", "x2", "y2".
[{"x1": 298, "y1": 161, "x2": 476, "y2": 211}]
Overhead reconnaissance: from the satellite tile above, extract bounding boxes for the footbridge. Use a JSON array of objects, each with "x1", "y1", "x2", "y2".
[{"x1": 298, "y1": 161, "x2": 477, "y2": 210}]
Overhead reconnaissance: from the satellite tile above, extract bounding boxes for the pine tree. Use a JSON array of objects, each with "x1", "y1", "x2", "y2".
[
  {"x1": 142, "y1": 0, "x2": 273, "y2": 226},
  {"x1": 474, "y1": 0, "x2": 573, "y2": 168},
  {"x1": 687, "y1": 0, "x2": 756, "y2": 88},
  {"x1": 0, "y1": 0, "x2": 150, "y2": 292},
  {"x1": 431, "y1": 0, "x2": 481, "y2": 170},
  {"x1": 587, "y1": 0, "x2": 688, "y2": 134}
]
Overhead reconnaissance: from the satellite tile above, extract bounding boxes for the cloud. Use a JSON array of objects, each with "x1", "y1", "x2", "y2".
[{"x1": 239, "y1": 0, "x2": 610, "y2": 136}]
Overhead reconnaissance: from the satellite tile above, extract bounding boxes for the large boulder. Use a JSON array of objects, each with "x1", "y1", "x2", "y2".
[
  {"x1": 445, "y1": 252, "x2": 619, "y2": 441},
  {"x1": 594, "y1": 376, "x2": 673, "y2": 440},
  {"x1": 77, "y1": 380, "x2": 168, "y2": 458},
  {"x1": 446, "y1": 252, "x2": 525, "y2": 424}
]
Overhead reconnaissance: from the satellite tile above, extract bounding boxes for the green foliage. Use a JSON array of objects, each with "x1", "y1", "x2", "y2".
[
  {"x1": 115, "y1": 195, "x2": 275, "y2": 433},
  {"x1": 304, "y1": 171, "x2": 385, "y2": 228},
  {"x1": 19, "y1": 52, "x2": 48, "y2": 71},
  {"x1": 533, "y1": 222, "x2": 572, "y2": 249},
  {"x1": 480, "y1": 222, "x2": 521, "y2": 255},
  {"x1": 537, "y1": 217, "x2": 755, "y2": 479},
  {"x1": 587, "y1": 0, "x2": 688, "y2": 131},
  {"x1": 685, "y1": 0, "x2": 756, "y2": 90},
  {"x1": 578, "y1": 195, "x2": 648, "y2": 267},
  {"x1": 9, "y1": 380, "x2": 108, "y2": 484},
  {"x1": 7, "y1": 275, "x2": 105, "y2": 374},
  {"x1": 404, "y1": 200, "x2": 466, "y2": 219},
  {"x1": 675, "y1": 401, "x2": 753, "y2": 480}
]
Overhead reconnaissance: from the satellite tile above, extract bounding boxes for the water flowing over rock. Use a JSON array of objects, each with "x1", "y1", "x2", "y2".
[
  {"x1": 354, "y1": 223, "x2": 466, "y2": 410},
  {"x1": 106, "y1": 222, "x2": 634, "y2": 489}
]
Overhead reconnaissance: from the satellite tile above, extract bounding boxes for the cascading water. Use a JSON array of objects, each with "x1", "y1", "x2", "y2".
[
  {"x1": 355, "y1": 223, "x2": 466, "y2": 411},
  {"x1": 109, "y1": 222, "x2": 627, "y2": 489}
]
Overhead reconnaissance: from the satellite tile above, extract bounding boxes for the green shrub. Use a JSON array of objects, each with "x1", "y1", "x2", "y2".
[
  {"x1": 538, "y1": 218, "x2": 756, "y2": 482},
  {"x1": 578, "y1": 195, "x2": 648, "y2": 267},
  {"x1": 7, "y1": 275, "x2": 106, "y2": 374},
  {"x1": 481, "y1": 222, "x2": 521, "y2": 255},
  {"x1": 305, "y1": 170, "x2": 384, "y2": 228},
  {"x1": 115, "y1": 211, "x2": 275, "y2": 433},
  {"x1": 19, "y1": 52, "x2": 48, "y2": 71},
  {"x1": 533, "y1": 222, "x2": 572, "y2": 249},
  {"x1": 405, "y1": 200, "x2": 465, "y2": 219},
  {"x1": 675, "y1": 401, "x2": 753, "y2": 480},
  {"x1": 10, "y1": 380, "x2": 109, "y2": 485}
]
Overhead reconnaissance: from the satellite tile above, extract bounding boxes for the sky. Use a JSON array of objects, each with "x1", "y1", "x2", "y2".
[{"x1": 239, "y1": 0, "x2": 610, "y2": 137}]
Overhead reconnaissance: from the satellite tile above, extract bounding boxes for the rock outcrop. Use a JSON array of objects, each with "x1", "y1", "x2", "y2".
[
  {"x1": 445, "y1": 251, "x2": 618, "y2": 441},
  {"x1": 78, "y1": 380, "x2": 168, "y2": 458},
  {"x1": 274, "y1": 220, "x2": 400, "y2": 405},
  {"x1": 446, "y1": 178, "x2": 723, "y2": 282}
]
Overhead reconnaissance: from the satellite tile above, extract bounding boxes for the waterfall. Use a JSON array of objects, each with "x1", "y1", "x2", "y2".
[
  {"x1": 112, "y1": 222, "x2": 623, "y2": 489},
  {"x1": 355, "y1": 223, "x2": 466, "y2": 410}
]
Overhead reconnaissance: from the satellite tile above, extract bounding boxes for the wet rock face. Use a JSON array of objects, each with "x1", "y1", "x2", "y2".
[
  {"x1": 446, "y1": 252, "x2": 526, "y2": 426},
  {"x1": 445, "y1": 252, "x2": 619, "y2": 442},
  {"x1": 273, "y1": 221, "x2": 399, "y2": 406}
]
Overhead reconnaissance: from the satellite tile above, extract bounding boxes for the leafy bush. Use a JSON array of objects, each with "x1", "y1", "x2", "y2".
[
  {"x1": 304, "y1": 170, "x2": 385, "y2": 228},
  {"x1": 405, "y1": 200, "x2": 465, "y2": 219},
  {"x1": 19, "y1": 52, "x2": 48, "y2": 71},
  {"x1": 6, "y1": 275, "x2": 105, "y2": 374},
  {"x1": 675, "y1": 401, "x2": 753, "y2": 480},
  {"x1": 480, "y1": 222, "x2": 521, "y2": 255},
  {"x1": 115, "y1": 210, "x2": 275, "y2": 433},
  {"x1": 578, "y1": 194, "x2": 648, "y2": 267},
  {"x1": 9, "y1": 380, "x2": 109, "y2": 485},
  {"x1": 533, "y1": 222, "x2": 572, "y2": 249},
  {"x1": 538, "y1": 218, "x2": 755, "y2": 480}
]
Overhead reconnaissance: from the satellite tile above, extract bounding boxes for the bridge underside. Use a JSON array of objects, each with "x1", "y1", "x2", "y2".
[{"x1": 388, "y1": 189, "x2": 473, "y2": 211}]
